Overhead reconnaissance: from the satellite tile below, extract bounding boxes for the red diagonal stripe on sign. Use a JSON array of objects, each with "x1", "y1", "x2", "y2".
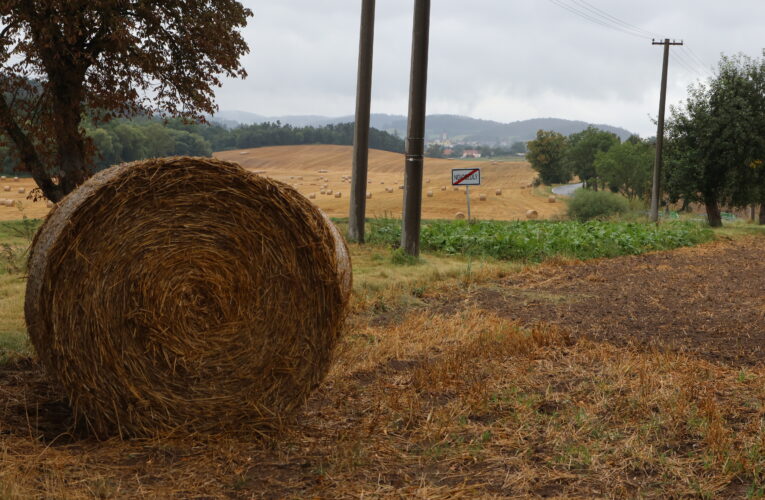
[{"x1": 455, "y1": 169, "x2": 479, "y2": 185}]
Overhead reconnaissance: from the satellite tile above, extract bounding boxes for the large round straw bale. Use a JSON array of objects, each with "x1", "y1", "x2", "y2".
[
  {"x1": 334, "y1": 192, "x2": 342, "y2": 198},
  {"x1": 455, "y1": 212, "x2": 465, "y2": 220},
  {"x1": 495, "y1": 189, "x2": 502, "y2": 196},
  {"x1": 17, "y1": 187, "x2": 25, "y2": 194},
  {"x1": 309, "y1": 193, "x2": 316, "y2": 199},
  {"x1": 3, "y1": 186, "x2": 9, "y2": 192},
  {"x1": 13, "y1": 176, "x2": 18, "y2": 182},
  {"x1": 366, "y1": 192, "x2": 372, "y2": 199},
  {"x1": 479, "y1": 194, "x2": 487, "y2": 201},
  {"x1": 25, "y1": 157, "x2": 351, "y2": 437},
  {"x1": 427, "y1": 190, "x2": 434, "y2": 198},
  {"x1": 4, "y1": 199, "x2": 13, "y2": 207},
  {"x1": 526, "y1": 209, "x2": 539, "y2": 219},
  {"x1": 548, "y1": 195, "x2": 557, "y2": 203}
]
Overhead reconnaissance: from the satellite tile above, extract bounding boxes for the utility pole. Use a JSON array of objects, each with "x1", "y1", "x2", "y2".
[
  {"x1": 400, "y1": 0, "x2": 430, "y2": 256},
  {"x1": 348, "y1": 0, "x2": 376, "y2": 243},
  {"x1": 650, "y1": 38, "x2": 683, "y2": 223}
]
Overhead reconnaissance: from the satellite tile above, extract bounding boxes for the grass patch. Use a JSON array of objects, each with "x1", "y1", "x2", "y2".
[{"x1": 365, "y1": 218, "x2": 713, "y2": 261}]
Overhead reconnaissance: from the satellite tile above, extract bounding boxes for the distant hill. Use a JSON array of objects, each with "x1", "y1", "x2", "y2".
[{"x1": 211, "y1": 111, "x2": 635, "y2": 145}]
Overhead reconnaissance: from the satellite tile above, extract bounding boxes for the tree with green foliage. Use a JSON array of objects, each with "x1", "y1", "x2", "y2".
[
  {"x1": 594, "y1": 139, "x2": 653, "y2": 200},
  {"x1": 526, "y1": 130, "x2": 570, "y2": 185},
  {"x1": 565, "y1": 126, "x2": 619, "y2": 190},
  {"x1": 665, "y1": 54, "x2": 763, "y2": 226},
  {"x1": 0, "y1": 0, "x2": 251, "y2": 201}
]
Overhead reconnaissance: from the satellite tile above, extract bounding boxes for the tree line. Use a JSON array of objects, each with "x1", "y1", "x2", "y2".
[
  {"x1": 525, "y1": 126, "x2": 655, "y2": 200},
  {"x1": 526, "y1": 52, "x2": 765, "y2": 227},
  {"x1": 2, "y1": 118, "x2": 406, "y2": 173}
]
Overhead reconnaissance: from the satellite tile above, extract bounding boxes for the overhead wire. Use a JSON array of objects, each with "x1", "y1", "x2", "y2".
[
  {"x1": 546, "y1": 0, "x2": 648, "y2": 40},
  {"x1": 568, "y1": 0, "x2": 661, "y2": 39}
]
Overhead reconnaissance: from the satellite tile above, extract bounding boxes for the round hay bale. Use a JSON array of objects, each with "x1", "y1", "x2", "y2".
[
  {"x1": 440, "y1": 186, "x2": 446, "y2": 191},
  {"x1": 427, "y1": 190, "x2": 434, "y2": 198},
  {"x1": 326, "y1": 189, "x2": 333, "y2": 195},
  {"x1": 13, "y1": 176, "x2": 18, "y2": 182},
  {"x1": 495, "y1": 189, "x2": 502, "y2": 196},
  {"x1": 309, "y1": 193, "x2": 316, "y2": 199},
  {"x1": 398, "y1": 184, "x2": 404, "y2": 190},
  {"x1": 334, "y1": 192, "x2": 342, "y2": 198},
  {"x1": 25, "y1": 157, "x2": 351, "y2": 437},
  {"x1": 3, "y1": 186, "x2": 9, "y2": 192},
  {"x1": 426, "y1": 178, "x2": 431, "y2": 183},
  {"x1": 366, "y1": 192, "x2": 372, "y2": 199},
  {"x1": 548, "y1": 195, "x2": 557, "y2": 203},
  {"x1": 320, "y1": 189, "x2": 326, "y2": 195},
  {"x1": 17, "y1": 187, "x2": 25, "y2": 194},
  {"x1": 455, "y1": 212, "x2": 465, "y2": 220},
  {"x1": 3, "y1": 199, "x2": 13, "y2": 207},
  {"x1": 479, "y1": 194, "x2": 487, "y2": 201},
  {"x1": 526, "y1": 209, "x2": 539, "y2": 219}
]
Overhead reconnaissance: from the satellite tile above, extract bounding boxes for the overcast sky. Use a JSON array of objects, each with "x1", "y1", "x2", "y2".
[{"x1": 214, "y1": 1, "x2": 765, "y2": 137}]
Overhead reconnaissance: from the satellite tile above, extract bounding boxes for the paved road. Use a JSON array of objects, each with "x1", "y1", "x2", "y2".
[{"x1": 552, "y1": 182, "x2": 583, "y2": 196}]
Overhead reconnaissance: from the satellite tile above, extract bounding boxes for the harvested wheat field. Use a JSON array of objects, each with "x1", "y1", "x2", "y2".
[
  {"x1": 4, "y1": 235, "x2": 765, "y2": 497},
  {"x1": 0, "y1": 177, "x2": 52, "y2": 220},
  {"x1": 214, "y1": 145, "x2": 564, "y2": 220}
]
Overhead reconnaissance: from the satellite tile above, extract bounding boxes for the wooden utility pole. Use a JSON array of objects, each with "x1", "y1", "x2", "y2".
[
  {"x1": 400, "y1": 0, "x2": 430, "y2": 256},
  {"x1": 650, "y1": 38, "x2": 683, "y2": 223},
  {"x1": 348, "y1": 0, "x2": 376, "y2": 243}
]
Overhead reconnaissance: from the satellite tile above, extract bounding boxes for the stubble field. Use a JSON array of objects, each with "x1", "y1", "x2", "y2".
[{"x1": 214, "y1": 145, "x2": 565, "y2": 221}]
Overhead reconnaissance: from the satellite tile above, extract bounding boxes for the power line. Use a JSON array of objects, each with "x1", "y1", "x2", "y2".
[
  {"x1": 569, "y1": 0, "x2": 660, "y2": 39},
  {"x1": 546, "y1": 0, "x2": 648, "y2": 39}
]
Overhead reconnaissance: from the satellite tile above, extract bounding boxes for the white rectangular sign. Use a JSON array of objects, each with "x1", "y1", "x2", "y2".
[{"x1": 451, "y1": 168, "x2": 481, "y2": 186}]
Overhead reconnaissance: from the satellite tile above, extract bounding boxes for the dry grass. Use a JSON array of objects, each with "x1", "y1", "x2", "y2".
[
  {"x1": 3, "y1": 304, "x2": 765, "y2": 497},
  {"x1": 1, "y1": 221, "x2": 764, "y2": 496},
  {"x1": 215, "y1": 145, "x2": 566, "y2": 221}
]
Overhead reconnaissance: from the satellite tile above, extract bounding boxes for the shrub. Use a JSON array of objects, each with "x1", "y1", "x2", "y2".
[{"x1": 566, "y1": 189, "x2": 630, "y2": 221}]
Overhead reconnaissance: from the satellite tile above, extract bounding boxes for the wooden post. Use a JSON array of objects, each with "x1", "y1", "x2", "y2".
[
  {"x1": 400, "y1": 0, "x2": 430, "y2": 256},
  {"x1": 347, "y1": 0, "x2": 376, "y2": 243},
  {"x1": 650, "y1": 38, "x2": 683, "y2": 223}
]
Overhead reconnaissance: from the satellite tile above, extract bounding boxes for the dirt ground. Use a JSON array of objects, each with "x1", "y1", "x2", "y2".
[
  {"x1": 215, "y1": 145, "x2": 566, "y2": 221},
  {"x1": 429, "y1": 236, "x2": 765, "y2": 367}
]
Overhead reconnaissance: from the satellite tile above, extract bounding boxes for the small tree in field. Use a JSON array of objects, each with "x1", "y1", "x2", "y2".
[
  {"x1": 594, "y1": 139, "x2": 653, "y2": 200},
  {"x1": 0, "y1": 0, "x2": 251, "y2": 202},
  {"x1": 526, "y1": 129, "x2": 570, "y2": 185},
  {"x1": 565, "y1": 126, "x2": 619, "y2": 190}
]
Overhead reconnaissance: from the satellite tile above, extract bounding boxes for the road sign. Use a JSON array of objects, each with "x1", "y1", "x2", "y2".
[{"x1": 452, "y1": 168, "x2": 481, "y2": 186}]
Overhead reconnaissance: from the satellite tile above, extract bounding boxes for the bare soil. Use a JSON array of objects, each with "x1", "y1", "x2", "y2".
[{"x1": 429, "y1": 236, "x2": 765, "y2": 367}]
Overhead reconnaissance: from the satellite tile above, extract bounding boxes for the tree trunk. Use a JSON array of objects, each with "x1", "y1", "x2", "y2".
[
  {"x1": 0, "y1": 96, "x2": 65, "y2": 202},
  {"x1": 759, "y1": 203, "x2": 765, "y2": 225},
  {"x1": 704, "y1": 197, "x2": 722, "y2": 227},
  {"x1": 51, "y1": 76, "x2": 90, "y2": 198}
]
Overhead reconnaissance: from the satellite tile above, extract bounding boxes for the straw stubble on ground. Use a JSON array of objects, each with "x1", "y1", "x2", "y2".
[{"x1": 1, "y1": 236, "x2": 765, "y2": 497}]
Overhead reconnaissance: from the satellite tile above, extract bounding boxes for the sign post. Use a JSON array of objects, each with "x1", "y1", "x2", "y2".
[{"x1": 451, "y1": 168, "x2": 480, "y2": 221}]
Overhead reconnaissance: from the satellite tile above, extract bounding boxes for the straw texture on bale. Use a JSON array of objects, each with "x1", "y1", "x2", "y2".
[{"x1": 25, "y1": 156, "x2": 352, "y2": 437}]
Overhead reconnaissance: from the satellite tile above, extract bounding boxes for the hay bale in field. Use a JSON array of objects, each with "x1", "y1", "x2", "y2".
[
  {"x1": 3, "y1": 186, "x2": 9, "y2": 192},
  {"x1": 440, "y1": 186, "x2": 446, "y2": 191},
  {"x1": 479, "y1": 194, "x2": 487, "y2": 201},
  {"x1": 13, "y1": 176, "x2": 18, "y2": 182},
  {"x1": 334, "y1": 192, "x2": 342, "y2": 198},
  {"x1": 398, "y1": 184, "x2": 404, "y2": 190},
  {"x1": 548, "y1": 195, "x2": 557, "y2": 203},
  {"x1": 495, "y1": 189, "x2": 502, "y2": 196},
  {"x1": 427, "y1": 190, "x2": 434, "y2": 198},
  {"x1": 320, "y1": 189, "x2": 326, "y2": 195},
  {"x1": 526, "y1": 209, "x2": 539, "y2": 219},
  {"x1": 309, "y1": 193, "x2": 316, "y2": 199},
  {"x1": 326, "y1": 189, "x2": 333, "y2": 195},
  {"x1": 17, "y1": 187, "x2": 24, "y2": 194},
  {"x1": 455, "y1": 212, "x2": 465, "y2": 219},
  {"x1": 426, "y1": 178, "x2": 431, "y2": 183},
  {"x1": 385, "y1": 187, "x2": 393, "y2": 193},
  {"x1": 25, "y1": 156, "x2": 352, "y2": 437}
]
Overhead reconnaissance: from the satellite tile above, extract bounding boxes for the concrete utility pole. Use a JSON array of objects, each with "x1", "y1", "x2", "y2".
[
  {"x1": 400, "y1": 0, "x2": 430, "y2": 256},
  {"x1": 348, "y1": 0, "x2": 376, "y2": 243},
  {"x1": 650, "y1": 38, "x2": 683, "y2": 223}
]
